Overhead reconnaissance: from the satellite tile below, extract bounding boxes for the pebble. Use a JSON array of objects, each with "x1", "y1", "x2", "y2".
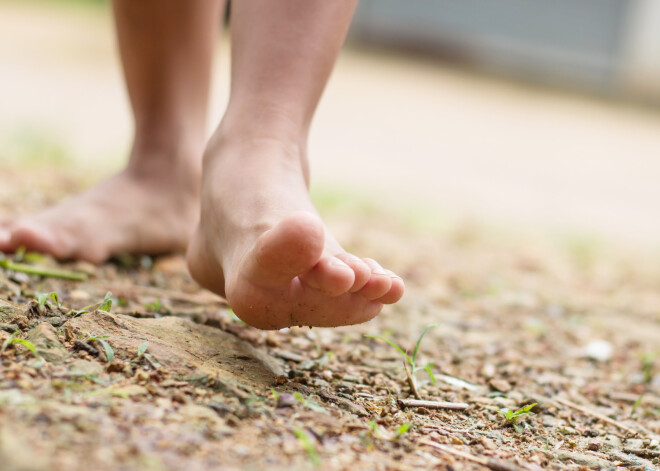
[
  {"x1": 489, "y1": 378, "x2": 512, "y2": 392},
  {"x1": 276, "y1": 393, "x2": 297, "y2": 409},
  {"x1": 580, "y1": 340, "x2": 613, "y2": 362}
]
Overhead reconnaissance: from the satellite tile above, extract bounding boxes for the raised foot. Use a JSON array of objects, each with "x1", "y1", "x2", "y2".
[{"x1": 187, "y1": 210, "x2": 404, "y2": 330}]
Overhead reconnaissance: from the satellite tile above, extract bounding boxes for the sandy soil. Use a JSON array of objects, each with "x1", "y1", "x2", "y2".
[{"x1": 1, "y1": 166, "x2": 660, "y2": 470}]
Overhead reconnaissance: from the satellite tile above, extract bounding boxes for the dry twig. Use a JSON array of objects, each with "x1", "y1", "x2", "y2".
[
  {"x1": 420, "y1": 439, "x2": 523, "y2": 471},
  {"x1": 398, "y1": 398, "x2": 469, "y2": 410},
  {"x1": 403, "y1": 358, "x2": 422, "y2": 399},
  {"x1": 554, "y1": 397, "x2": 639, "y2": 436}
]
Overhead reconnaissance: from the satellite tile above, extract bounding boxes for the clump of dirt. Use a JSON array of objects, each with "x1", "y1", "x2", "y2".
[{"x1": 2, "y1": 168, "x2": 660, "y2": 471}]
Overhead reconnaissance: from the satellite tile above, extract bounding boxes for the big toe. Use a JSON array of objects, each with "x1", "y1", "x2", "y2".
[
  {"x1": 0, "y1": 227, "x2": 10, "y2": 251},
  {"x1": 244, "y1": 211, "x2": 325, "y2": 287},
  {"x1": 9, "y1": 221, "x2": 68, "y2": 259},
  {"x1": 299, "y1": 256, "x2": 355, "y2": 296}
]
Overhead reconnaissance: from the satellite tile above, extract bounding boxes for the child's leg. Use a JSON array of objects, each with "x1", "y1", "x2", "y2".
[
  {"x1": 187, "y1": 0, "x2": 404, "y2": 329},
  {"x1": 0, "y1": 0, "x2": 224, "y2": 262}
]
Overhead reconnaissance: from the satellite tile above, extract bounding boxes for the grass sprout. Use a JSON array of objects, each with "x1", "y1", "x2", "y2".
[
  {"x1": 498, "y1": 403, "x2": 537, "y2": 432},
  {"x1": 72, "y1": 292, "x2": 113, "y2": 317},
  {"x1": 87, "y1": 334, "x2": 114, "y2": 362},
  {"x1": 293, "y1": 427, "x2": 320, "y2": 467},
  {"x1": 36, "y1": 291, "x2": 60, "y2": 315},
  {"x1": 1, "y1": 331, "x2": 40, "y2": 358},
  {"x1": 365, "y1": 324, "x2": 439, "y2": 395}
]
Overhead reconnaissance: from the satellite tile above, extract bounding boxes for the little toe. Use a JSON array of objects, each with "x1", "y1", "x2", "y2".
[
  {"x1": 300, "y1": 256, "x2": 355, "y2": 297},
  {"x1": 377, "y1": 271, "x2": 405, "y2": 304},
  {"x1": 357, "y1": 258, "x2": 393, "y2": 300},
  {"x1": 334, "y1": 253, "x2": 371, "y2": 292}
]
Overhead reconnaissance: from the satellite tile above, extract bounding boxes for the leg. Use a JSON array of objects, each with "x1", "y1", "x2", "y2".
[
  {"x1": 187, "y1": 0, "x2": 404, "y2": 329},
  {"x1": 0, "y1": 0, "x2": 223, "y2": 262}
]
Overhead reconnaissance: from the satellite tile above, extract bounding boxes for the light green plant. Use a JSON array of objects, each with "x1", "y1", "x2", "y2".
[
  {"x1": 293, "y1": 427, "x2": 320, "y2": 468},
  {"x1": 36, "y1": 292, "x2": 60, "y2": 315},
  {"x1": 72, "y1": 292, "x2": 113, "y2": 317},
  {"x1": 87, "y1": 334, "x2": 114, "y2": 362},
  {"x1": 393, "y1": 423, "x2": 412, "y2": 439},
  {"x1": 137, "y1": 341, "x2": 149, "y2": 357},
  {"x1": 498, "y1": 403, "x2": 537, "y2": 432},
  {"x1": 1, "y1": 331, "x2": 40, "y2": 358},
  {"x1": 364, "y1": 324, "x2": 439, "y2": 393}
]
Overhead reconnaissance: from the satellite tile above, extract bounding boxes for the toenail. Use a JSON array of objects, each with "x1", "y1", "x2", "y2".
[
  {"x1": 372, "y1": 267, "x2": 388, "y2": 275},
  {"x1": 330, "y1": 259, "x2": 352, "y2": 270}
]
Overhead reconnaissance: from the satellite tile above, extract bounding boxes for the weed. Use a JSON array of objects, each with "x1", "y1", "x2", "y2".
[
  {"x1": 143, "y1": 299, "x2": 170, "y2": 314},
  {"x1": 87, "y1": 334, "x2": 114, "y2": 362},
  {"x1": 36, "y1": 291, "x2": 60, "y2": 315},
  {"x1": 137, "y1": 341, "x2": 149, "y2": 357},
  {"x1": 498, "y1": 403, "x2": 537, "y2": 432},
  {"x1": 641, "y1": 352, "x2": 656, "y2": 384},
  {"x1": 1, "y1": 331, "x2": 40, "y2": 358},
  {"x1": 364, "y1": 324, "x2": 438, "y2": 394},
  {"x1": 292, "y1": 392, "x2": 327, "y2": 414},
  {"x1": 72, "y1": 292, "x2": 114, "y2": 317},
  {"x1": 293, "y1": 427, "x2": 320, "y2": 467},
  {"x1": 393, "y1": 423, "x2": 412, "y2": 439}
]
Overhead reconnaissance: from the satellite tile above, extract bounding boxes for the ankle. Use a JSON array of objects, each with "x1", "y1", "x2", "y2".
[{"x1": 204, "y1": 119, "x2": 311, "y2": 184}]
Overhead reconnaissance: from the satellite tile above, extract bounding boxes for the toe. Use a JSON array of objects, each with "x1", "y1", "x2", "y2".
[
  {"x1": 0, "y1": 227, "x2": 10, "y2": 252},
  {"x1": 244, "y1": 211, "x2": 325, "y2": 287},
  {"x1": 377, "y1": 271, "x2": 405, "y2": 304},
  {"x1": 300, "y1": 256, "x2": 355, "y2": 297},
  {"x1": 357, "y1": 258, "x2": 393, "y2": 301},
  {"x1": 334, "y1": 253, "x2": 371, "y2": 292},
  {"x1": 9, "y1": 221, "x2": 69, "y2": 259}
]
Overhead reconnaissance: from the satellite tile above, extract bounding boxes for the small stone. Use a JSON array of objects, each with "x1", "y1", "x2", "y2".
[
  {"x1": 0, "y1": 323, "x2": 18, "y2": 333},
  {"x1": 69, "y1": 289, "x2": 91, "y2": 302},
  {"x1": 276, "y1": 393, "x2": 297, "y2": 409},
  {"x1": 26, "y1": 322, "x2": 67, "y2": 362},
  {"x1": 489, "y1": 379, "x2": 512, "y2": 392},
  {"x1": 10, "y1": 316, "x2": 29, "y2": 331},
  {"x1": 46, "y1": 317, "x2": 64, "y2": 327},
  {"x1": 481, "y1": 363, "x2": 496, "y2": 378},
  {"x1": 275, "y1": 375, "x2": 288, "y2": 385},
  {"x1": 581, "y1": 340, "x2": 613, "y2": 362},
  {"x1": 587, "y1": 441, "x2": 600, "y2": 451},
  {"x1": 106, "y1": 360, "x2": 125, "y2": 373}
]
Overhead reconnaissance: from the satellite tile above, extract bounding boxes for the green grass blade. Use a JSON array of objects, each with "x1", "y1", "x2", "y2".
[
  {"x1": 293, "y1": 428, "x2": 320, "y2": 467},
  {"x1": 424, "y1": 363, "x2": 436, "y2": 385},
  {"x1": 412, "y1": 324, "x2": 439, "y2": 365},
  {"x1": 96, "y1": 338, "x2": 114, "y2": 363},
  {"x1": 99, "y1": 292, "x2": 113, "y2": 312},
  {"x1": 364, "y1": 334, "x2": 412, "y2": 365},
  {"x1": 1, "y1": 331, "x2": 19, "y2": 352},
  {"x1": 0, "y1": 260, "x2": 87, "y2": 281},
  {"x1": 137, "y1": 341, "x2": 149, "y2": 357}
]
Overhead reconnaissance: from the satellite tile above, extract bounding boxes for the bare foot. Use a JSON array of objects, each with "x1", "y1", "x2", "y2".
[
  {"x1": 0, "y1": 163, "x2": 200, "y2": 263},
  {"x1": 186, "y1": 135, "x2": 404, "y2": 330}
]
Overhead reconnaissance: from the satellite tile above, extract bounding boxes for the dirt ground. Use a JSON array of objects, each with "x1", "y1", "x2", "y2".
[{"x1": 1, "y1": 165, "x2": 660, "y2": 471}]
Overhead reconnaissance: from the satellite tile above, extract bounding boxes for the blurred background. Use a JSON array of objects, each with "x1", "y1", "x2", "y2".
[{"x1": 2, "y1": 0, "x2": 660, "y2": 249}]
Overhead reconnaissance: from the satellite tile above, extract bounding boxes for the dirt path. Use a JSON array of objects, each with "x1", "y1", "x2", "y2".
[{"x1": 1, "y1": 167, "x2": 660, "y2": 470}]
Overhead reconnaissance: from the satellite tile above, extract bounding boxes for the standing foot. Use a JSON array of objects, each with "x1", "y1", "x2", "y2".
[{"x1": 0, "y1": 160, "x2": 200, "y2": 263}]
